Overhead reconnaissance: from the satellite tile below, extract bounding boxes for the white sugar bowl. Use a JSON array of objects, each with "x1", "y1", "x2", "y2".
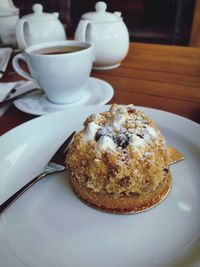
[
  {"x1": 16, "y1": 3, "x2": 66, "y2": 50},
  {"x1": 0, "y1": 0, "x2": 19, "y2": 46},
  {"x1": 75, "y1": 1, "x2": 129, "y2": 70}
]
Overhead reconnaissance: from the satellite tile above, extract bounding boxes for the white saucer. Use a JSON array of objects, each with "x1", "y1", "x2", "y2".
[
  {"x1": 14, "y1": 77, "x2": 114, "y2": 116},
  {"x1": 93, "y1": 63, "x2": 120, "y2": 70}
]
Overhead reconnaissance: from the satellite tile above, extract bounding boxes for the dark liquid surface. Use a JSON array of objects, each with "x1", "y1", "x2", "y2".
[{"x1": 33, "y1": 46, "x2": 86, "y2": 55}]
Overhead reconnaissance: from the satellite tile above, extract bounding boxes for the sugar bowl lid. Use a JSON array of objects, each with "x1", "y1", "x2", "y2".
[{"x1": 81, "y1": 1, "x2": 122, "y2": 22}]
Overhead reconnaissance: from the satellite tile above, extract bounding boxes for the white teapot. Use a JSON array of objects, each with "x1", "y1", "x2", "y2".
[
  {"x1": 0, "y1": 0, "x2": 19, "y2": 46},
  {"x1": 16, "y1": 3, "x2": 66, "y2": 50},
  {"x1": 75, "y1": 1, "x2": 129, "y2": 70}
]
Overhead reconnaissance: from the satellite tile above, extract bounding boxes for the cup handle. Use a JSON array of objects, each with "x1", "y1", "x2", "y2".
[{"x1": 12, "y1": 54, "x2": 36, "y2": 82}]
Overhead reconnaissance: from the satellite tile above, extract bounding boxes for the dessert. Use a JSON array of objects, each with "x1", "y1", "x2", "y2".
[{"x1": 66, "y1": 104, "x2": 171, "y2": 214}]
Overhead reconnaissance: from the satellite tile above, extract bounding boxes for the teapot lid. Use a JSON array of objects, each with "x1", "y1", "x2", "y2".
[
  {"x1": 81, "y1": 2, "x2": 122, "y2": 22},
  {"x1": 22, "y1": 3, "x2": 59, "y2": 21}
]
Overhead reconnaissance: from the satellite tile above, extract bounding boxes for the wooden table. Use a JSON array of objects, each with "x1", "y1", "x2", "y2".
[{"x1": 0, "y1": 42, "x2": 200, "y2": 135}]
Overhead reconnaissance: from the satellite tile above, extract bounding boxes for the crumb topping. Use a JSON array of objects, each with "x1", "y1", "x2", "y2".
[
  {"x1": 83, "y1": 104, "x2": 166, "y2": 155},
  {"x1": 66, "y1": 104, "x2": 170, "y2": 197}
]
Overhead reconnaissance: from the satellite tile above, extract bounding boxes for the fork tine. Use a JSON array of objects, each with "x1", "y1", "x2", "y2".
[
  {"x1": 50, "y1": 131, "x2": 76, "y2": 165},
  {"x1": 58, "y1": 131, "x2": 76, "y2": 155}
]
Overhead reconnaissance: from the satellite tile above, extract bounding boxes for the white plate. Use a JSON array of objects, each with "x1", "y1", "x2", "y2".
[
  {"x1": 0, "y1": 106, "x2": 200, "y2": 267},
  {"x1": 14, "y1": 77, "x2": 114, "y2": 116},
  {"x1": 0, "y1": 47, "x2": 12, "y2": 78}
]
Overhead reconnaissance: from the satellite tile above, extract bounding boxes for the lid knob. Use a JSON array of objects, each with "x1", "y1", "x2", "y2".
[
  {"x1": 95, "y1": 1, "x2": 107, "y2": 12},
  {"x1": 32, "y1": 3, "x2": 43, "y2": 14}
]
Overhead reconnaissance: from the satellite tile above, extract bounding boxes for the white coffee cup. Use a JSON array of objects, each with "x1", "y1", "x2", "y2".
[{"x1": 12, "y1": 40, "x2": 93, "y2": 104}]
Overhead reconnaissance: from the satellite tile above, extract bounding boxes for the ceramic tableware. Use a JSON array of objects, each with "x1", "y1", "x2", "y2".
[
  {"x1": 14, "y1": 77, "x2": 114, "y2": 116},
  {"x1": 12, "y1": 40, "x2": 93, "y2": 104},
  {"x1": 75, "y1": 1, "x2": 129, "y2": 70},
  {"x1": 0, "y1": 106, "x2": 200, "y2": 267},
  {"x1": 0, "y1": 0, "x2": 19, "y2": 46},
  {"x1": 15, "y1": 3, "x2": 66, "y2": 50}
]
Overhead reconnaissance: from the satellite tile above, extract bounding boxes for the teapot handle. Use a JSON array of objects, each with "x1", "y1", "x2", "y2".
[
  {"x1": 16, "y1": 19, "x2": 29, "y2": 50},
  {"x1": 75, "y1": 20, "x2": 93, "y2": 42}
]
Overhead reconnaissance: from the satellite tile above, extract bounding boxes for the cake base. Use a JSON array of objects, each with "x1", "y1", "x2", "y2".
[{"x1": 70, "y1": 173, "x2": 172, "y2": 214}]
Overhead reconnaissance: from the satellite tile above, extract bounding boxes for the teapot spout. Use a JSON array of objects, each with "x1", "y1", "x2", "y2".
[
  {"x1": 114, "y1": 12, "x2": 121, "y2": 17},
  {"x1": 53, "y1": 12, "x2": 59, "y2": 18}
]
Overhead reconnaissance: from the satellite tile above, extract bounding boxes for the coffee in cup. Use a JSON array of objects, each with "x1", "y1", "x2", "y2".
[
  {"x1": 12, "y1": 41, "x2": 93, "y2": 104},
  {"x1": 32, "y1": 45, "x2": 86, "y2": 55}
]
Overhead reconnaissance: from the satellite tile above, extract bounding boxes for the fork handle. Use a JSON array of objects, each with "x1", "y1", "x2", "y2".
[{"x1": 0, "y1": 172, "x2": 48, "y2": 216}]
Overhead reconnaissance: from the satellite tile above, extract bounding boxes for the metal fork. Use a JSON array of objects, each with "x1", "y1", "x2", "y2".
[{"x1": 0, "y1": 131, "x2": 75, "y2": 216}]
